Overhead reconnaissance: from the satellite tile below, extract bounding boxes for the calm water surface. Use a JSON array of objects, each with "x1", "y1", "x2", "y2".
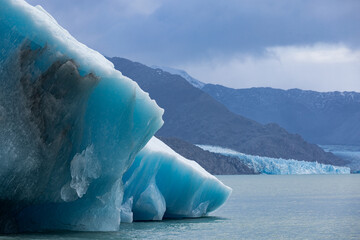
[{"x1": 2, "y1": 175, "x2": 360, "y2": 240}]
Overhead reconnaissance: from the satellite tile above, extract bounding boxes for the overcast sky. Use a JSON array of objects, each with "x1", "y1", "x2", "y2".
[{"x1": 28, "y1": 0, "x2": 360, "y2": 92}]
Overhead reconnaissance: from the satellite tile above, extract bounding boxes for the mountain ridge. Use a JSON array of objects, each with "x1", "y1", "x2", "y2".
[
  {"x1": 202, "y1": 84, "x2": 360, "y2": 145},
  {"x1": 152, "y1": 66, "x2": 360, "y2": 146},
  {"x1": 109, "y1": 57, "x2": 346, "y2": 166}
]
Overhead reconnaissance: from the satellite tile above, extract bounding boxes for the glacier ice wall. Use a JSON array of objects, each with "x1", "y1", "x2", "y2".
[
  {"x1": 198, "y1": 145, "x2": 350, "y2": 175},
  {"x1": 320, "y1": 145, "x2": 360, "y2": 173},
  {"x1": 0, "y1": 0, "x2": 231, "y2": 233}
]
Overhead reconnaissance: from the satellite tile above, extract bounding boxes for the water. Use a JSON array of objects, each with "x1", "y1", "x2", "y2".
[{"x1": 2, "y1": 175, "x2": 360, "y2": 239}]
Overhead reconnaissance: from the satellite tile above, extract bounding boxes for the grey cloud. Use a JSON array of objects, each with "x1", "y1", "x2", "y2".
[
  {"x1": 26, "y1": 0, "x2": 360, "y2": 92},
  {"x1": 27, "y1": 0, "x2": 360, "y2": 66}
]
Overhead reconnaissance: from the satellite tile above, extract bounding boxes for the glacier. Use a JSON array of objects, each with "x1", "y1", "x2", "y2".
[
  {"x1": 320, "y1": 145, "x2": 360, "y2": 173},
  {"x1": 0, "y1": 0, "x2": 231, "y2": 233},
  {"x1": 198, "y1": 145, "x2": 351, "y2": 175}
]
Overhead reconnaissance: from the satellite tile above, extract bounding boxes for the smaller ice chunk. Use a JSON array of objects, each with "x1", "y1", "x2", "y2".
[
  {"x1": 198, "y1": 145, "x2": 351, "y2": 175},
  {"x1": 122, "y1": 137, "x2": 232, "y2": 221},
  {"x1": 70, "y1": 145, "x2": 101, "y2": 198}
]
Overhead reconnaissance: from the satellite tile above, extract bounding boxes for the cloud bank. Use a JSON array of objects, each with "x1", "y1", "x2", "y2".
[
  {"x1": 180, "y1": 44, "x2": 360, "y2": 92},
  {"x1": 27, "y1": 0, "x2": 360, "y2": 91}
]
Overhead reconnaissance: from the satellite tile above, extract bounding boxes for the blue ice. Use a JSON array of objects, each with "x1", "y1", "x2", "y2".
[
  {"x1": 0, "y1": 0, "x2": 231, "y2": 233},
  {"x1": 122, "y1": 137, "x2": 231, "y2": 222}
]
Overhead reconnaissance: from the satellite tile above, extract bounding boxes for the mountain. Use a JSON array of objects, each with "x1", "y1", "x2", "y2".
[
  {"x1": 202, "y1": 85, "x2": 360, "y2": 145},
  {"x1": 158, "y1": 137, "x2": 256, "y2": 175},
  {"x1": 109, "y1": 57, "x2": 346, "y2": 166}
]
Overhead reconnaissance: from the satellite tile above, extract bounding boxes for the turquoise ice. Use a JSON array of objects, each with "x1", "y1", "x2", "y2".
[
  {"x1": 122, "y1": 137, "x2": 231, "y2": 222},
  {"x1": 0, "y1": 0, "x2": 230, "y2": 233}
]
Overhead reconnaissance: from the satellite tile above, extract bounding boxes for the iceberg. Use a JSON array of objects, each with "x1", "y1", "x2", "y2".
[
  {"x1": 0, "y1": 0, "x2": 230, "y2": 233},
  {"x1": 198, "y1": 145, "x2": 351, "y2": 175},
  {"x1": 16, "y1": 138, "x2": 231, "y2": 232}
]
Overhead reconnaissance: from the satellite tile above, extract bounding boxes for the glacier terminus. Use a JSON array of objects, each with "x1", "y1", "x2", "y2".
[{"x1": 198, "y1": 145, "x2": 350, "y2": 175}]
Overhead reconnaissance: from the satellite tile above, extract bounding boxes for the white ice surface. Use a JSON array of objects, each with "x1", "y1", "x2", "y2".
[{"x1": 198, "y1": 145, "x2": 350, "y2": 175}]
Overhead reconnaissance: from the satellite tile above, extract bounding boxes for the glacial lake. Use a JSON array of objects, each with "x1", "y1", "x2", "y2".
[{"x1": 2, "y1": 175, "x2": 360, "y2": 240}]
